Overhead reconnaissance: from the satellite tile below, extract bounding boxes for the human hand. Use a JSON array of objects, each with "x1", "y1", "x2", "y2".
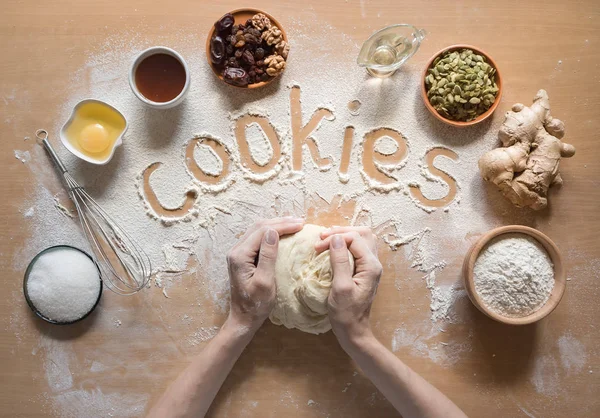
[
  {"x1": 315, "y1": 227, "x2": 382, "y2": 347},
  {"x1": 227, "y1": 217, "x2": 304, "y2": 332}
]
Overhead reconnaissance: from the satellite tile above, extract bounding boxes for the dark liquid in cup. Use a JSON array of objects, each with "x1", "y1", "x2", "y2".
[{"x1": 135, "y1": 53, "x2": 186, "y2": 103}]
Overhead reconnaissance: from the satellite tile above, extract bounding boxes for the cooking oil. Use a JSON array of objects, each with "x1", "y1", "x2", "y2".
[{"x1": 358, "y1": 24, "x2": 426, "y2": 78}]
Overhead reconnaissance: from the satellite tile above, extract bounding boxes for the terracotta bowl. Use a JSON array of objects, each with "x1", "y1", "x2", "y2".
[
  {"x1": 462, "y1": 225, "x2": 565, "y2": 325},
  {"x1": 206, "y1": 8, "x2": 288, "y2": 89},
  {"x1": 421, "y1": 44, "x2": 502, "y2": 127}
]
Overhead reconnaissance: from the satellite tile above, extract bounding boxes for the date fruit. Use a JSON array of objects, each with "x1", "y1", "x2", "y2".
[
  {"x1": 242, "y1": 50, "x2": 255, "y2": 66},
  {"x1": 223, "y1": 67, "x2": 250, "y2": 86},
  {"x1": 215, "y1": 13, "x2": 234, "y2": 34},
  {"x1": 210, "y1": 36, "x2": 226, "y2": 66}
]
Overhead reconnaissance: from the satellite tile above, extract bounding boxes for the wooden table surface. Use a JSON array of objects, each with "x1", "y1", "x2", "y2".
[{"x1": 1, "y1": 0, "x2": 599, "y2": 417}]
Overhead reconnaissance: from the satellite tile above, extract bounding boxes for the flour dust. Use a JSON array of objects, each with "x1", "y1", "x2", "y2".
[{"x1": 13, "y1": 10, "x2": 531, "y2": 417}]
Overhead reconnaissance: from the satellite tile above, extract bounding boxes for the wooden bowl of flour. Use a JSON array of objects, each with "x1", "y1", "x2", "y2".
[{"x1": 462, "y1": 225, "x2": 565, "y2": 325}]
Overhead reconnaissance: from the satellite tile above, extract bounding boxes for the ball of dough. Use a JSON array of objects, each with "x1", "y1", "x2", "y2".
[{"x1": 269, "y1": 224, "x2": 354, "y2": 334}]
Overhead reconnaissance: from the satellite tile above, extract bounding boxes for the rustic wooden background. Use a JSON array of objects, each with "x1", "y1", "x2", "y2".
[{"x1": 1, "y1": 0, "x2": 599, "y2": 417}]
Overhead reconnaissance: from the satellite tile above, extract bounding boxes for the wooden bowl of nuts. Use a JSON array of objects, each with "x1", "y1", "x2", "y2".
[
  {"x1": 206, "y1": 9, "x2": 289, "y2": 88},
  {"x1": 421, "y1": 45, "x2": 502, "y2": 127},
  {"x1": 462, "y1": 225, "x2": 566, "y2": 325}
]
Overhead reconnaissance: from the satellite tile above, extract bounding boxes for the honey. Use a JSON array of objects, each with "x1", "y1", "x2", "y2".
[{"x1": 135, "y1": 53, "x2": 186, "y2": 103}]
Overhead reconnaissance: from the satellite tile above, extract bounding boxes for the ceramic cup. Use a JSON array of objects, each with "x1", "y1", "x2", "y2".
[{"x1": 129, "y1": 46, "x2": 190, "y2": 109}]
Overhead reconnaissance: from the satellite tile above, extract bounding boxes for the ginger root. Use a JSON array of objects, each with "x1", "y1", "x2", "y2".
[{"x1": 478, "y1": 89, "x2": 575, "y2": 210}]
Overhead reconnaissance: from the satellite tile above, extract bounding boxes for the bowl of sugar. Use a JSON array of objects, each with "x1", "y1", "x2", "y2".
[
  {"x1": 462, "y1": 225, "x2": 565, "y2": 325},
  {"x1": 24, "y1": 245, "x2": 102, "y2": 325}
]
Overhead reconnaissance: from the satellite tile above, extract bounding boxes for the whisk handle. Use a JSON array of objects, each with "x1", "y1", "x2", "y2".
[{"x1": 41, "y1": 137, "x2": 68, "y2": 174}]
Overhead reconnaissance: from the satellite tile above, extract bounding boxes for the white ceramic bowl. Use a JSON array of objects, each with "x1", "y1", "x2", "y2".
[
  {"x1": 60, "y1": 99, "x2": 127, "y2": 165},
  {"x1": 129, "y1": 46, "x2": 190, "y2": 109}
]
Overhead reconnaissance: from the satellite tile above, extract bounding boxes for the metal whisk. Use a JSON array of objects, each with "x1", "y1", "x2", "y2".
[{"x1": 36, "y1": 129, "x2": 152, "y2": 295}]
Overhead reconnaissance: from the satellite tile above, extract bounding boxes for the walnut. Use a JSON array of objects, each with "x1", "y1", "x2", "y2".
[
  {"x1": 275, "y1": 40, "x2": 290, "y2": 59},
  {"x1": 251, "y1": 13, "x2": 272, "y2": 31},
  {"x1": 233, "y1": 30, "x2": 245, "y2": 48},
  {"x1": 261, "y1": 25, "x2": 283, "y2": 46},
  {"x1": 264, "y1": 54, "x2": 286, "y2": 76}
]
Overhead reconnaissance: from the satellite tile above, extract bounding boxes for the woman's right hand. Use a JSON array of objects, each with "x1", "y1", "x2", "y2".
[
  {"x1": 227, "y1": 217, "x2": 304, "y2": 332},
  {"x1": 315, "y1": 227, "x2": 382, "y2": 348}
]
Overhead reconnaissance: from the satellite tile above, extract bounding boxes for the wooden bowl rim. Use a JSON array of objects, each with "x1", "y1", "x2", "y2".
[
  {"x1": 421, "y1": 44, "x2": 503, "y2": 127},
  {"x1": 462, "y1": 225, "x2": 566, "y2": 325},
  {"x1": 205, "y1": 8, "x2": 288, "y2": 89}
]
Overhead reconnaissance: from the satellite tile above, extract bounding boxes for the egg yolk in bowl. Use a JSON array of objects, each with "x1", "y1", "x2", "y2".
[{"x1": 63, "y1": 101, "x2": 126, "y2": 162}]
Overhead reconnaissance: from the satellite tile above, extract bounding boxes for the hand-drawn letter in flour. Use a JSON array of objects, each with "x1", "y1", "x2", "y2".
[{"x1": 289, "y1": 85, "x2": 335, "y2": 172}]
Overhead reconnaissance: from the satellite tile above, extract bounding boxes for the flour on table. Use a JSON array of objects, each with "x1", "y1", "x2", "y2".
[
  {"x1": 244, "y1": 122, "x2": 275, "y2": 167},
  {"x1": 192, "y1": 141, "x2": 223, "y2": 177},
  {"x1": 90, "y1": 361, "x2": 107, "y2": 373},
  {"x1": 14, "y1": 9, "x2": 522, "y2": 416},
  {"x1": 188, "y1": 326, "x2": 220, "y2": 346},
  {"x1": 14, "y1": 149, "x2": 30, "y2": 163},
  {"x1": 530, "y1": 355, "x2": 560, "y2": 396},
  {"x1": 558, "y1": 334, "x2": 587, "y2": 374},
  {"x1": 53, "y1": 196, "x2": 75, "y2": 219},
  {"x1": 391, "y1": 324, "x2": 473, "y2": 366}
]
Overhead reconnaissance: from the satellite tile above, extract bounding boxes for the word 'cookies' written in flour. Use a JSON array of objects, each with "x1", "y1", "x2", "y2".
[{"x1": 140, "y1": 85, "x2": 459, "y2": 221}]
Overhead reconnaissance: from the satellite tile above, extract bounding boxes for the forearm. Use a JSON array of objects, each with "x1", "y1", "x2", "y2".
[
  {"x1": 147, "y1": 318, "x2": 256, "y2": 418},
  {"x1": 341, "y1": 332, "x2": 467, "y2": 418}
]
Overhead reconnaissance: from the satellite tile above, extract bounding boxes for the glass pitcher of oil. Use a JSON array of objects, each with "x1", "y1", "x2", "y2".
[{"x1": 357, "y1": 24, "x2": 426, "y2": 78}]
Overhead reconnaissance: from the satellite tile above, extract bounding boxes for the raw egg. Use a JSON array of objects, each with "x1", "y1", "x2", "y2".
[
  {"x1": 61, "y1": 99, "x2": 127, "y2": 164},
  {"x1": 79, "y1": 123, "x2": 110, "y2": 153}
]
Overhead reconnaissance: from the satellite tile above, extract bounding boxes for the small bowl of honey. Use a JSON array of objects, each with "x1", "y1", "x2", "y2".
[
  {"x1": 129, "y1": 46, "x2": 190, "y2": 109},
  {"x1": 60, "y1": 99, "x2": 127, "y2": 165}
]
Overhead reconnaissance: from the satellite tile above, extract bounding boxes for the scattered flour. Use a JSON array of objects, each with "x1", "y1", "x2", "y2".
[
  {"x1": 12, "y1": 9, "x2": 530, "y2": 416},
  {"x1": 90, "y1": 361, "x2": 107, "y2": 373},
  {"x1": 50, "y1": 389, "x2": 148, "y2": 418},
  {"x1": 557, "y1": 334, "x2": 587, "y2": 374},
  {"x1": 517, "y1": 405, "x2": 538, "y2": 418},
  {"x1": 192, "y1": 141, "x2": 223, "y2": 176},
  {"x1": 391, "y1": 323, "x2": 473, "y2": 366},
  {"x1": 36, "y1": 334, "x2": 149, "y2": 417},
  {"x1": 23, "y1": 207, "x2": 35, "y2": 218},
  {"x1": 53, "y1": 196, "x2": 75, "y2": 219},
  {"x1": 530, "y1": 355, "x2": 560, "y2": 396},
  {"x1": 14, "y1": 149, "x2": 31, "y2": 163},
  {"x1": 188, "y1": 326, "x2": 220, "y2": 346},
  {"x1": 41, "y1": 338, "x2": 74, "y2": 392}
]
